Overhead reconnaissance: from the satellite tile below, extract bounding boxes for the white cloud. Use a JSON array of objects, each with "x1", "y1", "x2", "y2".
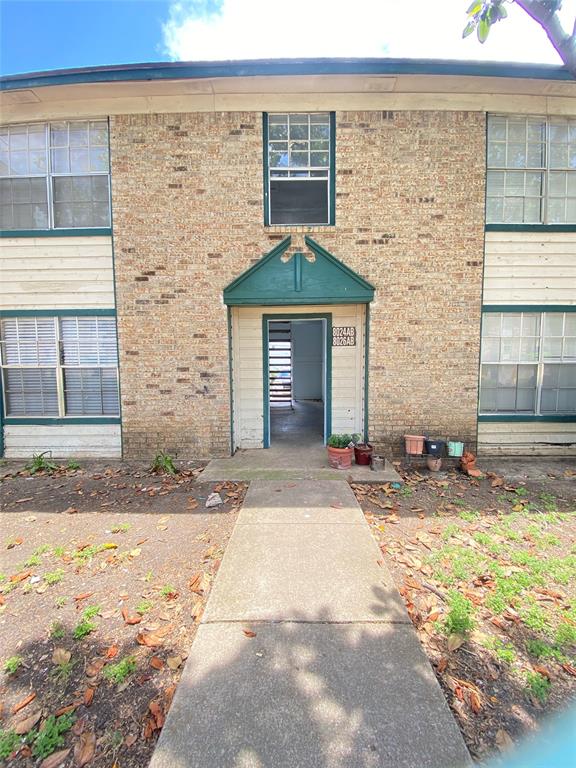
[{"x1": 162, "y1": 0, "x2": 575, "y2": 65}]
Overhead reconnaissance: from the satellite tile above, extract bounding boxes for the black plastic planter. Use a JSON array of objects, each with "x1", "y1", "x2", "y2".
[{"x1": 424, "y1": 439, "x2": 446, "y2": 457}]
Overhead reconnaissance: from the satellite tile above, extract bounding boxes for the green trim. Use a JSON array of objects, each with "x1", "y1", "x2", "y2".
[
  {"x1": 476, "y1": 112, "x2": 488, "y2": 451},
  {"x1": 482, "y1": 305, "x2": 576, "y2": 313},
  {"x1": 107, "y1": 116, "x2": 124, "y2": 460},
  {"x1": 478, "y1": 415, "x2": 576, "y2": 423},
  {"x1": 4, "y1": 417, "x2": 121, "y2": 425},
  {"x1": 485, "y1": 224, "x2": 576, "y2": 233},
  {"x1": 263, "y1": 113, "x2": 270, "y2": 226},
  {"x1": 227, "y1": 306, "x2": 235, "y2": 455},
  {"x1": 0, "y1": 309, "x2": 116, "y2": 317},
  {"x1": 329, "y1": 112, "x2": 336, "y2": 226},
  {"x1": 262, "y1": 313, "x2": 332, "y2": 448},
  {"x1": 2, "y1": 59, "x2": 571, "y2": 91},
  {"x1": 224, "y1": 236, "x2": 374, "y2": 306},
  {"x1": 0, "y1": 228, "x2": 112, "y2": 238},
  {"x1": 363, "y1": 305, "x2": 370, "y2": 444},
  {"x1": 0, "y1": 362, "x2": 4, "y2": 457}
]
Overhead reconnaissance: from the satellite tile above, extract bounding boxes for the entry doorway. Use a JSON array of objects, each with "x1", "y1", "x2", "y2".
[{"x1": 264, "y1": 316, "x2": 329, "y2": 447}]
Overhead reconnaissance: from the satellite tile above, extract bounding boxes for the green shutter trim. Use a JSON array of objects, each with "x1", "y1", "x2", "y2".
[
  {"x1": 262, "y1": 113, "x2": 270, "y2": 226},
  {"x1": 329, "y1": 112, "x2": 336, "y2": 226},
  {"x1": 364, "y1": 305, "x2": 370, "y2": 444},
  {"x1": 4, "y1": 417, "x2": 121, "y2": 425},
  {"x1": 485, "y1": 224, "x2": 576, "y2": 233},
  {"x1": 227, "y1": 306, "x2": 235, "y2": 455},
  {"x1": 478, "y1": 415, "x2": 576, "y2": 423},
  {"x1": 262, "y1": 313, "x2": 332, "y2": 448},
  {"x1": 224, "y1": 236, "x2": 374, "y2": 306},
  {"x1": 0, "y1": 228, "x2": 112, "y2": 238}
]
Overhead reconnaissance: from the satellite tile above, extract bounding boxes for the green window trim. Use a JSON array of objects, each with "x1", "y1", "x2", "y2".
[
  {"x1": 485, "y1": 224, "x2": 576, "y2": 233},
  {"x1": 483, "y1": 305, "x2": 576, "y2": 313},
  {"x1": 478, "y1": 414, "x2": 576, "y2": 423},
  {"x1": 0, "y1": 228, "x2": 112, "y2": 238},
  {"x1": 3, "y1": 416, "x2": 121, "y2": 425},
  {"x1": 263, "y1": 112, "x2": 336, "y2": 227}
]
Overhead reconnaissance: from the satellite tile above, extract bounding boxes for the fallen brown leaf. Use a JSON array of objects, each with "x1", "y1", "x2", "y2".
[
  {"x1": 40, "y1": 749, "x2": 71, "y2": 768},
  {"x1": 74, "y1": 731, "x2": 96, "y2": 767},
  {"x1": 136, "y1": 632, "x2": 164, "y2": 648},
  {"x1": 12, "y1": 692, "x2": 36, "y2": 714},
  {"x1": 150, "y1": 656, "x2": 164, "y2": 670},
  {"x1": 14, "y1": 709, "x2": 42, "y2": 734},
  {"x1": 83, "y1": 688, "x2": 95, "y2": 707},
  {"x1": 167, "y1": 655, "x2": 183, "y2": 670},
  {"x1": 242, "y1": 629, "x2": 257, "y2": 638},
  {"x1": 74, "y1": 592, "x2": 94, "y2": 602},
  {"x1": 561, "y1": 663, "x2": 576, "y2": 677},
  {"x1": 52, "y1": 648, "x2": 71, "y2": 666},
  {"x1": 10, "y1": 569, "x2": 32, "y2": 583},
  {"x1": 105, "y1": 645, "x2": 119, "y2": 660},
  {"x1": 121, "y1": 607, "x2": 142, "y2": 625}
]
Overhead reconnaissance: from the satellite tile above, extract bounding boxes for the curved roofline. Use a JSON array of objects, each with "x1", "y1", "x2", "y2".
[{"x1": 0, "y1": 57, "x2": 572, "y2": 90}]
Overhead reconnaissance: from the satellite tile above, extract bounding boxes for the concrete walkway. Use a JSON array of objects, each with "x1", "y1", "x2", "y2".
[{"x1": 149, "y1": 480, "x2": 470, "y2": 768}]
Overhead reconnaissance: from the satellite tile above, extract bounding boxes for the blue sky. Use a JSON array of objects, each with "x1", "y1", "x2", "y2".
[{"x1": 1, "y1": 0, "x2": 574, "y2": 77}]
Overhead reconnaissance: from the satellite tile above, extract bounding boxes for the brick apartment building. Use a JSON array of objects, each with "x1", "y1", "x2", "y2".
[{"x1": 0, "y1": 59, "x2": 574, "y2": 460}]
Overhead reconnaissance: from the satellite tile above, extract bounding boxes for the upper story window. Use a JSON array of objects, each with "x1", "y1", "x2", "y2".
[
  {"x1": 486, "y1": 114, "x2": 576, "y2": 225},
  {"x1": 0, "y1": 120, "x2": 110, "y2": 230},
  {"x1": 264, "y1": 112, "x2": 334, "y2": 226}
]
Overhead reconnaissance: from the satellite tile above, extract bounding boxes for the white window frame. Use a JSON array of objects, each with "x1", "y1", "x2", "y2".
[
  {"x1": 479, "y1": 311, "x2": 576, "y2": 416},
  {"x1": 486, "y1": 114, "x2": 576, "y2": 225},
  {"x1": 0, "y1": 316, "x2": 120, "y2": 418},
  {"x1": 265, "y1": 112, "x2": 333, "y2": 226},
  {"x1": 0, "y1": 119, "x2": 111, "y2": 231}
]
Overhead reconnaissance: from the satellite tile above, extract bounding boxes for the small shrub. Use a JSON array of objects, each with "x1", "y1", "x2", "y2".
[
  {"x1": 151, "y1": 450, "x2": 177, "y2": 475},
  {"x1": 31, "y1": 712, "x2": 75, "y2": 759},
  {"x1": 26, "y1": 452, "x2": 58, "y2": 475},
  {"x1": 444, "y1": 591, "x2": 475, "y2": 636},
  {"x1": 3, "y1": 656, "x2": 22, "y2": 674},
  {"x1": 103, "y1": 656, "x2": 137, "y2": 685},
  {"x1": 326, "y1": 434, "x2": 353, "y2": 449},
  {"x1": 525, "y1": 671, "x2": 551, "y2": 704}
]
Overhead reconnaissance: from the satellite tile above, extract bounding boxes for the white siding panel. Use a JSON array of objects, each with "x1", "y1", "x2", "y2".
[
  {"x1": 4, "y1": 424, "x2": 121, "y2": 458},
  {"x1": 0, "y1": 237, "x2": 115, "y2": 310},
  {"x1": 231, "y1": 304, "x2": 366, "y2": 450},
  {"x1": 484, "y1": 232, "x2": 576, "y2": 305},
  {"x1": 478, "y1": 421, "x2": 576, "y2": 457}
]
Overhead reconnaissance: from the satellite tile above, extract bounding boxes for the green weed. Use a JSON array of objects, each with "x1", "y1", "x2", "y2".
[
  {"x1": 441, "y1": 523, "x2": 461, "y2": 541},
  {"x1": 0, "y1": 730, "x2": 21, "y2": 760},
  {"x1": 3, "y1": 656, "x2": 22, "y2": 674},
  {"x1": 111, "y1": 522, "x2": 130, "y2": 534},
  {"x1": 52, "y1": 546, "x2": 66, "y2": 558},
  {"x1": 151, "y1": 450, "x2": 177, "y2": 475},
  {"x1": 31, "y1": 712, "x2": 75, "y2": 759},
  {"x1": 82, "y1": 604, "x2": 101, "y2": 620},
  {"x1": 73, "y1": 619, "x2": 96, "y2": 640},
  {"x1": 34, "y1": 544, "x2": 51, "y2": 556},
  {"x1": 136, "y1": 599, "x2": 153, "y2": 615},
  {"x1": 526, "y1": 638, "x2": 567, "y2": 663},
  {"x1": 521, "y1": 603, "x2": 550, "y2": 634},
  {"x1": 160, "y1": 584, "x2": 177, "y2": 598},
  {"x1": 51, "y1": 658, "x2": 76, "y2": 684},
  {"x1": 54, "y1": 596, "x2": 68, "y2": 608},
  {"x1": 555, "y1": 622, "x2": 576, "y2": 648},
  {"x1": 24, "y1": 554, "x2": 42, "y2": 567},
  {"x1": 50, "y1": 621, "x2": 66, "y2": 640},
  {"x1": 444, "y1": 591, "x2": 475, "y2": 636},
  {"x1": 26, "y1": 452, "x2": 58, "y2": 475},
  {"x1": 66, "y1": 460, "x2": 81, "y2": 471},
  {"x1": 103, "y1": 656, "x2": 137, "y2": 685},
  {"x1": 459, "y1": 509, "x2": 480, "y2": 522},
  {"x1": 44, "y1": 569, "x2": 65, "y2": 586},
  {"x1": 525, "y1": 671, "x2": 551, "y2": 704}
]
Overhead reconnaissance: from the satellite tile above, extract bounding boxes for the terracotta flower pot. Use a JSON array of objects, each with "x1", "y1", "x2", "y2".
[
  {"x1": 327, "y1": 445, "x2": 353, "y2": 470},
  {"x1": 354, "y1": 443, "x2": 373, "y2": 465},
  {"x1": 404, "y1": 435, "x2": 425, "y2": 455}
]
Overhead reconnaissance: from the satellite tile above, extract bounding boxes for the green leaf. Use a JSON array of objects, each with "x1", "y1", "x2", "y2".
[
  {"x1": 462, "y1": 20, "x2": 476, "y2": 39},
  {"x1": 466, "y1": 1, "x2": 483, "y2": 15},
  {"x1": 478, "y1": 18, "x2": 490, "y2": 43},
  {"x1": 496, "y1": 5, "x2": 508, "y2": 19}
]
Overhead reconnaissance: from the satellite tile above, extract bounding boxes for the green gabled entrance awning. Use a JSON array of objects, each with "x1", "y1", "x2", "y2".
[{"x1": 223, "y1": 236, "x2": 375, "y2": 306}]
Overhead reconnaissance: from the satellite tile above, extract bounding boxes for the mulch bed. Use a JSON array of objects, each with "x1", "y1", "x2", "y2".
[
  {"x1": 0, "y1": 460, "x2": 246, "y2": 767},
  {"x1": 354, "y1": 460, "x2": 576, "y2": 762}
]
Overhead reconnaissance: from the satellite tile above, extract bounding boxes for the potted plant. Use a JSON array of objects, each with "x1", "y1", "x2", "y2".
[
  {"x1": 327, "y1": 434, "x2": 355, "y2": 469},
  {"x1": 354, "y1": 439, "x2": 374, "y2": 465}
]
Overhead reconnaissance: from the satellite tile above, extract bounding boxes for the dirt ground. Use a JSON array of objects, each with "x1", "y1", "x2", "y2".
[
  {"x1": 0, "y1": 459, "x2": 245, "y2": 767},
  {"x1": 354, "y1": 457, "x2": 576, "y2": 762}
]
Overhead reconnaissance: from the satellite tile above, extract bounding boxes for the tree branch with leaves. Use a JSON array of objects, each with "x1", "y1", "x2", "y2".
[{"x1": 463, "y1": 1, "x2": 576, "y2": 76}]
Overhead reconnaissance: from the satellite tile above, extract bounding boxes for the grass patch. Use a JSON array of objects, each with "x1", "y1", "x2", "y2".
[
  {"x1": 458, "y1": 509, "x2": 480, "y2": 522},
  {"x1": 44, "y1": 568, "x2": 65, "y2": 586},
  {"x1": 34, "y1": 544, "x2": 51, "y2": 556},
  {"x1": 31, "y1": 712, "x2": 75, "y2": 760},
  {"x1": 483, "y1": 637, "x2": 516, "y2": 664},
  {"x1": 136, "y1": 599, "x2": 153, "y2": 615},
  {"x1": 444, "y1": 591, "x2": 475, "y2": 636},
  {"x1": 24, "y1": 554, "x2": 42, "y2": 567},
  {"x1": 3, "y1": 656, "x2": 22, "y2": 675},
  {"x1": 555, "y1": 622, "x2": 576, "y2": 648},
  {"x1": 525, "y1": 671, "x2": 551, "y2": 704},
  {"x1": 103, "y1": 656, "x2": 137, "y2": 685},
  {"x1": 0, "y1": 729, "x2": 21, "y2": 760},
  {"x1": 526, "y1": 638, "x2": 567, "y2": 663},
  {"x1": 441, "y1": 523, "x2": 461, "y2": 541}
]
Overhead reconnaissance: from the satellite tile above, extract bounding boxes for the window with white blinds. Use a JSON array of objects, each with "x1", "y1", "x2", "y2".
[{"x1": 0, "y1": 316, "x2": 119, "y2": 417}]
